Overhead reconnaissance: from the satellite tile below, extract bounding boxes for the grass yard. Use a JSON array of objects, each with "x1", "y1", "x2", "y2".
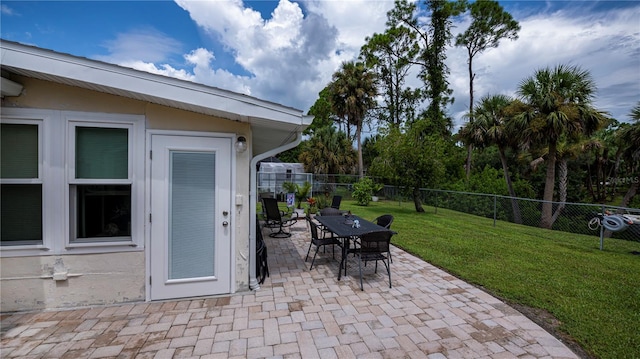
[{"x1": 336, "y1": 200, "x2": 640, "y2": 359}]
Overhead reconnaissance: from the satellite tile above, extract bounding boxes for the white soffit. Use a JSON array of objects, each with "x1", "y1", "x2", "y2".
[{"x1": 0, "y1": 40, "x2": 312, "y2": 155}]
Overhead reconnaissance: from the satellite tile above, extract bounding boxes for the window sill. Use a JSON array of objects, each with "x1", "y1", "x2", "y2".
[{"x1": 66, "y1": 239, "x2": 138, "y2": 249}]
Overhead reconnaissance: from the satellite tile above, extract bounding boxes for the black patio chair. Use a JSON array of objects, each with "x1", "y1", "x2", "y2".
[
  {"x1": 349, "y1": 230, "x2": 394, "y2": 291},
  {"x1": 330, "y1": 195, "x2": 342, "y2": 209},
  {"x1": 305, "y1": 219, "x2": 342, "y2": 270},
  {"x1": 319, "y1": 207, "x2": 342, "y2": 216},
  {"x1": 374, "y1": 214, "x2": 394, "y2": 229},
  {"x1": 317, "y1": 207, "x2": 343, "y2": 238},
  {"x1": 374, "y1": 214, "x2": 394, "y2": 262},
  {"x1": 262, "y1": 197, "x2": 298, "y2": 238}
]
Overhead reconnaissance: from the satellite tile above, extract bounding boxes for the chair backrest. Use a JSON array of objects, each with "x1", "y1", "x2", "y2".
[
  {"x1": 359, "y1": 230, "x2": 393, "y2": 253},
  {"x1": 375, "y1": 214, "x2": 394, "y2": 229},
  {"x1": 262, "y1": 197, "x2": 282, "y2": 221},
  {"x1": 308, "y1": 219, "x2": 320, "y2": 241},
  {"x1": 320, "y1": 207, "x2": 342, "y2": 216},
  {"x1": 330, "y1": 195, "x2": 342, "y2": 209}
]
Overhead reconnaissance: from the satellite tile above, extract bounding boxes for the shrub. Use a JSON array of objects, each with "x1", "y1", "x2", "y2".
[{"x1": 352, "y1": 177, "x2": 376, "y2": 206}]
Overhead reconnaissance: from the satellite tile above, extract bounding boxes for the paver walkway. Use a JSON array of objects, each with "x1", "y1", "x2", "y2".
[{"x1": 1, "y1": 220, "x2": 579, "y2": 358}]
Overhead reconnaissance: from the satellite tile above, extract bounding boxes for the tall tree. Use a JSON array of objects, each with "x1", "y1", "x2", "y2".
[
  {"x1": 387, "y1": 0, "x2": 466, "y2": 135},
  {"x1": 423, "y1": 0, "x2": 466, "y2": 133},
  {"x1": 360, "y1": 15, "x2": 422, "y2": 128},
  {"x1": 329, "y1": 61, "x2": 377, "y2": 178},
  {"x1": 510, "y1": 64, "x2": 608, "y2": 229},
  {"x1": 459, "y1": 94, "x2": 522, "y2": 223},
  {"x1": 455, "y1": 0, "x2": 520, "y2": 178}
]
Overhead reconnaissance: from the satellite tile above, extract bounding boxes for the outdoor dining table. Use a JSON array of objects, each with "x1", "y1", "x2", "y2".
[{"x1": 314, "y1": 214, "x2": 394, "y2": 280}]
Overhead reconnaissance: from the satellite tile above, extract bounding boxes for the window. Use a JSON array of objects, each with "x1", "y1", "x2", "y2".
[
  {"x1": 70, "y1": 125, "x2": 132, "y2": 242},
  {"x1": 0, "y1": 109, "x2": 144, "y2": 256},
  {"x1": 1, "y1": 122, "x2": 42, "y2": 246}
]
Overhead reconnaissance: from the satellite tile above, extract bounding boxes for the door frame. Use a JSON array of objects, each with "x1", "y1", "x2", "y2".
[{"x1": 145, "y1": 130, "x2": 237, "y2": 301}]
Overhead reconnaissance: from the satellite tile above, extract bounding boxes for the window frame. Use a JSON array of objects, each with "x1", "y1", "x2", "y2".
[
  {"x1": 0, "y1": 117, "x2": 47, "y2": 250},
  {"x1": 0, "y1": 109, "x2": 145, "y2": 257},
  {"x1": 65, "y1": 113, "x2": 144, "y2": 249}
]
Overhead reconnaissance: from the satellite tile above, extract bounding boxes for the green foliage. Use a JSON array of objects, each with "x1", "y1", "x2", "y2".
[
  {"x1": 368, "y1": 122, "x2": 446, "y2": 211},
  {"x1": 352, "y1": 177, "x2": 376, "y2": 206},
  {"x1": 298, "y1": 126, "x2": 356, "y2": 175},
  {"x1": 387, "y1": 0, "x2": 465, "y2": 135},
  {"x1": 328, "y1": 60, "x2": 377, "y2": 177},
  {"x1": 282, "y1": 181, "x2": 312, "y2": 209},
  {"x1": 512, "y1": 64, "x2": 609, "y2": 228},
  {"x1": 455, "y1": 0, "x2": 520, "y2": 59},
  {"x1": 360, "y1": 19, "x2": 422, "y2": 128},
  {"x1": 305, "y1": 87, "x2": 335, "y2": 136},
  {"x1": 277, "y1": 146, "x2": 301, "y2": 164}
]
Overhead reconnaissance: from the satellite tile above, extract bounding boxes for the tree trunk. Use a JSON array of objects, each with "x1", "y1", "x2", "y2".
[
  {"x1": 619, "y1": 180, "x2": 639, "y2": 208},
  {"x1": 465, "y1": 144, "x2": 473, "y2": 181},
  {"x1": 540, "y1": 141, "x2": 557, "y2": 229},
  {"x1": 586, "y1": 159, "x2": 596, "y2": 202},
  {"x1": 413, "y1": 187, "x2": 425, "y2": 213},
  {"x1": 551, "y1": 158, "x2": 568, "y2": 225},
  {"x1": 356, "y1": 122, "x2": 364, "y2": 178},
  {"x1": 498, "y1": 147, "x2": 522, "y2": 224},
  {"x1": 464, "y1": 53, "x2": 475, "y2": 180}
]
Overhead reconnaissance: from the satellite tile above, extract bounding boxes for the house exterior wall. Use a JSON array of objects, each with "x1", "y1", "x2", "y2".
[{"x1": 1, "y1": 76, "x2": 252, "y2": 312}]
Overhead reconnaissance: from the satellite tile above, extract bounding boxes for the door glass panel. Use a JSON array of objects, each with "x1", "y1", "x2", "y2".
[{"x1": 169, "y1": 151, "x2": 216, "y2": 279}]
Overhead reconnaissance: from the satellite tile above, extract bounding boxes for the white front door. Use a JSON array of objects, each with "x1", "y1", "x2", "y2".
[{"x1": 150, "y1": 134, "x2": 232, "y2": 300}]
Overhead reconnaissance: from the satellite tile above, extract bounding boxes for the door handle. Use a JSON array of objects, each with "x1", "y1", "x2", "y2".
[{"x1": 222, "y1": 221, "x2": 229, "y2": 227}]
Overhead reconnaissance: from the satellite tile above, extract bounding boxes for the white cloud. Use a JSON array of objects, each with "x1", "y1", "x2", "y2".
[
  {"x1": 118, "y1": 60, "x2": 195, "y2": 81},
  {"x1": 448, "y1": 4, "x2": 640, "y2": 129},
  {"x1": 97, "y1": 0, "x2": 638, "y2": 127},
  {"x1": 1, "y1": 4, "x2": 16, "y2": 15},
  {"x1": 97, "y1": 27, "x2": 184, "y2": 64}
]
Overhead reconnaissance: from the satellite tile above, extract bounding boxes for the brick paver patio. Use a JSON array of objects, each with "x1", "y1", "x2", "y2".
[{"x1": 1, "y1": 219, "x2": 579, "y2": 358}]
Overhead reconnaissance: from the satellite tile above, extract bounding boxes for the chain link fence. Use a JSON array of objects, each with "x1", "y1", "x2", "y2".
[
  {"x1": 258, "y1": 172, "x2": 639, "y2": 243},
  {"x1": 384, "y1": 187, "x2": 640, "y2": 243}
]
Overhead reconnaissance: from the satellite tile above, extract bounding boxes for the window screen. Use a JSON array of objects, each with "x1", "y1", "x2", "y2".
[
  {"x1": 75, "y1": 127, "x2": 128, "y2": 179},
  {"x1": 1, "y1": 123, "x2": 38, "y2": 179},
  {"x1": 1, "y1": 123, "x2": 42, "y2": 245}
]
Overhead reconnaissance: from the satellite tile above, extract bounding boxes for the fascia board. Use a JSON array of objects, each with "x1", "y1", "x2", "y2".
[{"x1": 1, "y1": 41, "x2": 306, "y2": 126}]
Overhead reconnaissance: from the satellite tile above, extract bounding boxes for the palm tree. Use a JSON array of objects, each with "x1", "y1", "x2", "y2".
[
  {"x1": 616, "y1": 101, "x2": 640, "y2": 208},
  {"x1": 298, "y1": 126, "x2": 356, "y2": 181},
  {"x1": 510, "y1": 64, "x2": 608, "y2": 229},
  {"x1": 329, "y1": 61, "x2": 377, "y2": 178},
  {"x1": 459, "y1": 94, "x2": 522, "y2": 223}
]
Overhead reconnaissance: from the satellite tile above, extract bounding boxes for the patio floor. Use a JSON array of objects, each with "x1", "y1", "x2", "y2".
[{"x1": 1, "y1": 219, "x2": 579, "y2": 359}]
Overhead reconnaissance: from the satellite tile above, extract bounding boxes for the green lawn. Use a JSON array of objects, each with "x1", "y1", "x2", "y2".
[{"x1": 336, "y1": 200, "x2": 640, "y2": 359}]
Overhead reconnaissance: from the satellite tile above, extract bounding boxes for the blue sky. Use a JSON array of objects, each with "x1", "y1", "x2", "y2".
[{"x1": 2, "y1": 0, "x2": 639, "y2": 131}]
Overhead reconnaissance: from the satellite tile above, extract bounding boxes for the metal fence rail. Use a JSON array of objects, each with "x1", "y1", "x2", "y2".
[{"x1": 388, "y1": 187, "x2": 640, "y2": 243}]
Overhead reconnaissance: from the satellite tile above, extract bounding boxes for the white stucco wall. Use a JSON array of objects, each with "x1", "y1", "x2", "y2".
[
  {"x1": 1, "y1": 76, "x2": 252, "y2": 311},
  {"x1": 0, "y1": 253, "x2": 145, "y2": 312}
]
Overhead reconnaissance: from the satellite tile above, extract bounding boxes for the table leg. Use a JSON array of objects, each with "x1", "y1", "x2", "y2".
[{"x1": 338, "y1": 237, "x2": 349, "y2": 280}]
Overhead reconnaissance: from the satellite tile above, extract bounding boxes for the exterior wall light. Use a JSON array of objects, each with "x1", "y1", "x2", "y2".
[{"x1": 235, "y1": 136, "x2": 248, "y2": 153}]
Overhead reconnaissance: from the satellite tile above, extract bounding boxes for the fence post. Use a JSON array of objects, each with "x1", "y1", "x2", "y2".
[
  {"x1": 493, "y1": 195, "x2": 497, "y2": 227},
  {"x1": 600, "y1": 204, "x2": 605, "y2": 251}
]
